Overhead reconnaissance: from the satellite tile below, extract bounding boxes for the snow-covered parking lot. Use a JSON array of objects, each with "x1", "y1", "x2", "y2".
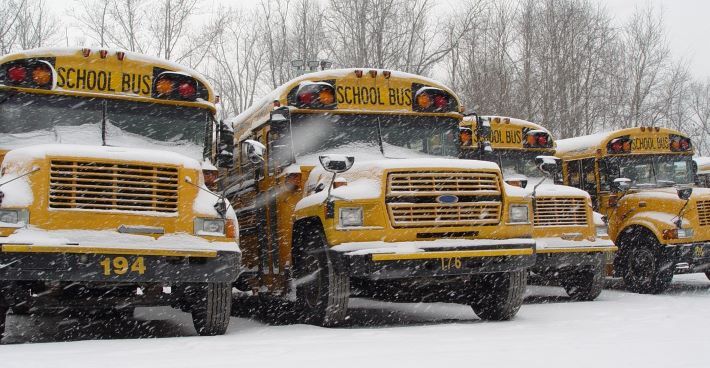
[{"x1": 1, "y1": 274, "x2": 709, "y2": 368}]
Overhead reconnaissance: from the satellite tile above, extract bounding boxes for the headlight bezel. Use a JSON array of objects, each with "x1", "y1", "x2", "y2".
[
  {"x1": 338, "y1": 206, "x2": 364, "y2": 227},
  {"x1": 194, "y1": 218, "x2": 226, "y2": 237},
  {"x1": 595, "y1": 224, "x2": 609, "y2": 237},
  {"x1": 0, "y1": 208, "x2": 29, "y2": 228},
  {"x1": 508, "y1": 204, "x2": 530, "y2": 224},
  {"x1": 677, "y1": 227, "x2": 694, "y2": 239}
]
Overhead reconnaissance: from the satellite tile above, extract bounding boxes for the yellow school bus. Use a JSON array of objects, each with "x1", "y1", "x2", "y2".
[
  {"x1": 224, "y1": 69, "x2": 536, "y2": 325},
  {"x1": 557, "y1": 127, "x2": 710, "y2": 292},
  {"x1": 461, "y1": 116, "x2": 616, "y2": 300},
  {"x1": 0, "y1": 48, "x2": 240, "y2": 336}
]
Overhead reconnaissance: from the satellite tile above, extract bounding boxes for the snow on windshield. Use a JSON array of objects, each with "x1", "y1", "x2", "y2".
[
  {"x1": 290, "y1": 113, "x2": 459, "y2": 165},
  {"x1": 0, "y1": 91, "x2": 207, "y2": 161}
]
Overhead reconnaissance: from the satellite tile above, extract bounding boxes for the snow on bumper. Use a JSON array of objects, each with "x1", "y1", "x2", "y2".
[
  {"x1": 329, "y1": 238, "x2": 536, "y2": 279},
  {"x1": 535, "y1": 237, "x2": 616, "y2": 254},
  {"x1": 0, "y1": 228, "x2": 241, "y2": 283}
]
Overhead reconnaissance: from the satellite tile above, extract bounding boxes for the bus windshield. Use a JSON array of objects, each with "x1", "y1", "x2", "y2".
[
  {"x1": 290, "y1": 113, "x2": 460, "y2": 163},
  {"x1": 0, "y1": 91, "x2": 209, "y2": 161},
  {"x1": 492, "y1": 150, "x2": 546, "y2": 179},
  {"x1": 603, "y1": 154, "x2": 694, "y2": 189}
]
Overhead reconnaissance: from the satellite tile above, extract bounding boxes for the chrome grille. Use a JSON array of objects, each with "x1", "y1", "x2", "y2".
[
  {"x1": 387, "y1": 171, "x2": 500, "y2": 196},
  {"x1": 386, "y1": 171, "x2": 502, "y2": 228},
  {"x1": 533, "y1": 197, "x2": 588, "y2": 227},
  {"x1": 49, "y1": 160, "x2": 179, "y2": 213},
  {"x1": 388, "y1": 202, "x2": 501, "y2": 227},
  {"x1": 697, "y1": 200, "x2": 710, "y2": 226}
]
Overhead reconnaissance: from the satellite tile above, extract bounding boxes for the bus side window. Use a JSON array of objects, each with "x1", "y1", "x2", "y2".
[{"x1": 567, "y1": 160, "x2": 581, "y2": 188}]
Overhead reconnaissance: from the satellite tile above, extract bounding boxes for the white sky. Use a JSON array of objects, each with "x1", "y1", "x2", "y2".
[
  {"x1": 51, "y1": 0, "x2": 710, "y2": 79},
  {"x1": 604, "y1": 0, "x2": 710, "y2": 79}
]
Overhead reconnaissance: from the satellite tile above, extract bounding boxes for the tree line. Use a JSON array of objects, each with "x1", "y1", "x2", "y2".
[{"x1": 1, "y1": 0, "x2": 709, "y2": 154}]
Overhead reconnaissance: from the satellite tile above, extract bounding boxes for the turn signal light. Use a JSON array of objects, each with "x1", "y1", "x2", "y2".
[
  {"x1": 226, "y1": 219, "x2": 237, "y2": 238},
  {"x1": 178, "y1": 82, "x2": 196, "y2": 99},
  {"x1": 155, "y1": 78, "x2": 174, "y2": 95},
  {"x1": 292, "y1": 82, "x2": 337, "y2": 109},
  {"x1": 412, "y1": 86, "x2": 456, "y2": 112},
  {"x1": 670, "y1": 134, "x2": 691, "y2": 152},
  {"x1": 607, "y1": 136, "x2": 632, "y2": 154},
  {"x1": 8, "y1": 66, "x2": 27, "y2": 83},
  {"x1": 523, "y1": 131, "x2": 552, "y2": 148},
  {"x1": 32, "y1": 66, "x2": 52, "y2": 85},
  {"x1": 3, "y1": 60, "x2": 54, "y2": 89}
]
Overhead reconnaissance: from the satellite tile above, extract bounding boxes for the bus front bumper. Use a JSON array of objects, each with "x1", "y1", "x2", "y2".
[
  {"x1": 533, "y1": 238, "x2": 617, "y2": 273},
  {"x1": 328, "y1": 238, "x2": 536, "y2": 280},
  {"x1": 669, "y1": 241, "x2": 710, "y2": 274},
  {"x1": 0, "y1": 231, "x2": 241, "y2": 283}
]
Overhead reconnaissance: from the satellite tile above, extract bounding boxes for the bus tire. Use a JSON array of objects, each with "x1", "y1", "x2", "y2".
[
  {"x1": 294, "y1": 227, "x2": 349, "y2": 327},
  {"x1": 191, "y1": 282, "x2": 232, "y2": 336},
  {"x1": 562, "y1": 265, "x2": 604, "y2": 301},
  {"x1": 706, "y1": 271, "x2": 710, "y2": 281},
  {"x1": 470, "y1": 270, "x2": 527, "y2": 321},
  {"x1": 623, "y1": 240, "x2": 672, "y2": 294}
]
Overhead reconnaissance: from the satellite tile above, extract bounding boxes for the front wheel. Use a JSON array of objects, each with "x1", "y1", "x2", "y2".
[
  {"x1": 562, "y1": 265, "x2": 604, "y2": 301},
  {"x1": 623, "y1": 245, "x2": 672, "y2": 294},
  {"x1": 470, "y1": 270, "x2": 527, "y2": 321},
  {"x1": 706, "y1": 271, "x2": 710, "y2": 281},
  {"x1": 295, "y1": 229, "x2": 349, "y2": 327},
  {"x1": 190, "y1": 282, "x2": 232, "y2": 336}
]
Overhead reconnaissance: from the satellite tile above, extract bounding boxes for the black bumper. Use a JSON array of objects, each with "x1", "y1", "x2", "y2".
[
  {"x1": 670, "y1": 242, "x2": 710, "y2": 274},
  {"x1": 328, "y1": 243, "x2": 536, "y2": 280},
  {"x1": 533, "y1": 252, "x2": 608, "y2": 274},
  {"x1": 0, "y1": 250, "x2": 240, "y2": 283}
]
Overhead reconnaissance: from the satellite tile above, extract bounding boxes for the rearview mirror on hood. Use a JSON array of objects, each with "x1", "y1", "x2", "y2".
[
  {"x1": 611, "y1": 178, "x2": 631, "y2": 193},
  {"x1": 677, "y1": 187, "x2": 693, "y2": 201},
  {"x1": 319, "y1": 154, "x2": 354, "y2": 173},
  {"x1": 242, "y1": 139, "x2": 265, "y2": 164},
  {"x1": 535, "y1": 155, "x2": 561, "y2": 176}
]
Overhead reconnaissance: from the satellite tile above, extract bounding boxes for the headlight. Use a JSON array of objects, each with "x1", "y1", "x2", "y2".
[
  {"x1": 508, "y1": 205, "x2": 529, "y2": 223},
  {"x1": 339, "y1": 207, "x2": 363, "y2": 227},
  {"x1": 0, "y1": 209, "x2": 29, "y2": 228},
  {"x1": 595, "y1": 225, "x2": 609, "y2": 237},
  {"x1": 194, "y1": 218, "x2": 225, "y2": 236},
  {"x1": 677, "y1": 228, "x2": 694, "y2": 239}
]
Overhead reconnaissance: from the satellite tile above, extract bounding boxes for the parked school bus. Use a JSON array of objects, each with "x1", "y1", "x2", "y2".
[
  {"x1": 556, "y1": 127, "x2": 710, "y2": 293},
  {"x1": 0, "y1": 48, "x2": 240, "y2": 336},
  {"x1": 461, "y1": 116, "x2": 616, "y2": 300},
  {"x1": 224, "y1": 69, "x2": 536, "y2": 325}
]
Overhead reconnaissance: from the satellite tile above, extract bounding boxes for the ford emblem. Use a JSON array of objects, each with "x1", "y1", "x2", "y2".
[{"x1": 437, "y1": 195, "x2": 459, "y2": 204}]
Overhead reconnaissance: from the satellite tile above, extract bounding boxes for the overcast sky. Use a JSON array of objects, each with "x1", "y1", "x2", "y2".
[
  {"x1": 605, "y1": 0, "x2": 710, "y2": 79},
  {"x1": 54, "y1": 0, "x2": 710, "y2": 79}
]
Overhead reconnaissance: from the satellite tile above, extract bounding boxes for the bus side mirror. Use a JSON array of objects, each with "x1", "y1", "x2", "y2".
[
  {"x1": 535, "y1": 155, "x2": 561, "y2": 176},
  {"x1": 319, "y1": 154, "x2": 354, "y2": 173},
  {"x1": 216, "y1": 121, "x2": 234, "y2": 169},
  {"x1": 677, "y1": 187, "x2": 693, "y2": 201},
  {"x1": 243, "y1": 139, "x2": 266, "y2": 164},
  {"x1": 611, "y1": 178, "x2": 631, "y2": 193}
]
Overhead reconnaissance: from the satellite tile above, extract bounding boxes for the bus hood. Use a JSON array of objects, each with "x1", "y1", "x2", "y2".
[{"x1": 1, "y1": 144, "x2": 202, "y2": 171}]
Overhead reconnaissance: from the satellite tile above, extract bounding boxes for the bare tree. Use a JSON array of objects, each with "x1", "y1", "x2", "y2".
[
  {"x1": 0, "y1": 0, "x2": 25, "y2": 54},
  {"x1": 72, "y1": 0, "x2": 113, "y2": 48},
  {"x1": 108, "y1": 0, "x2": 147, "y2": 52},
  {"x1": 623, "y1": 4, "x2": 670, "y2": 127},
  {"x1": 148, "y1": 0, "x2": 200, "y2": 60}
]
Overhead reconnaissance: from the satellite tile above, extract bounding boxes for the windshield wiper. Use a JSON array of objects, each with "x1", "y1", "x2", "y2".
[{"x1": 101, "y1": 100, "x2": 108, "y2": 146}]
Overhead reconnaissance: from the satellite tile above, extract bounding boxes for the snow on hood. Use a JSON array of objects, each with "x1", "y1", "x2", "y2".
[
  {"x1": 0, "y1": 171, "x2": 34, "y2": 207},
  {"x1": 2, "y1": 144, "x2": 202, "y2": 170},
  {"x1": 627, "y1": 186, "x2": 710, "y2": 201},
  {"x1": 505, "y1": 176, "x2": 590, "y2": 198}
]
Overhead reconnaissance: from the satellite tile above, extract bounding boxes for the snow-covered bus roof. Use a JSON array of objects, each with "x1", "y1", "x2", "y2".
[
  {"x1": 0, "y1": 47, "x2": 216, "y2": 111},
  {"x1": 229, "y1": 68, "x2": 463, "y2": 140},
  {"x1": 556, "y1": 127, "x2": 691, "y2": 158}
]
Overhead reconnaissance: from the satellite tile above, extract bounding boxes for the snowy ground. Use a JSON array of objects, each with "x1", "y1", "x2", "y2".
[{"x1": 1, "y1": 274, "x2": 709, "y2": 368}]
